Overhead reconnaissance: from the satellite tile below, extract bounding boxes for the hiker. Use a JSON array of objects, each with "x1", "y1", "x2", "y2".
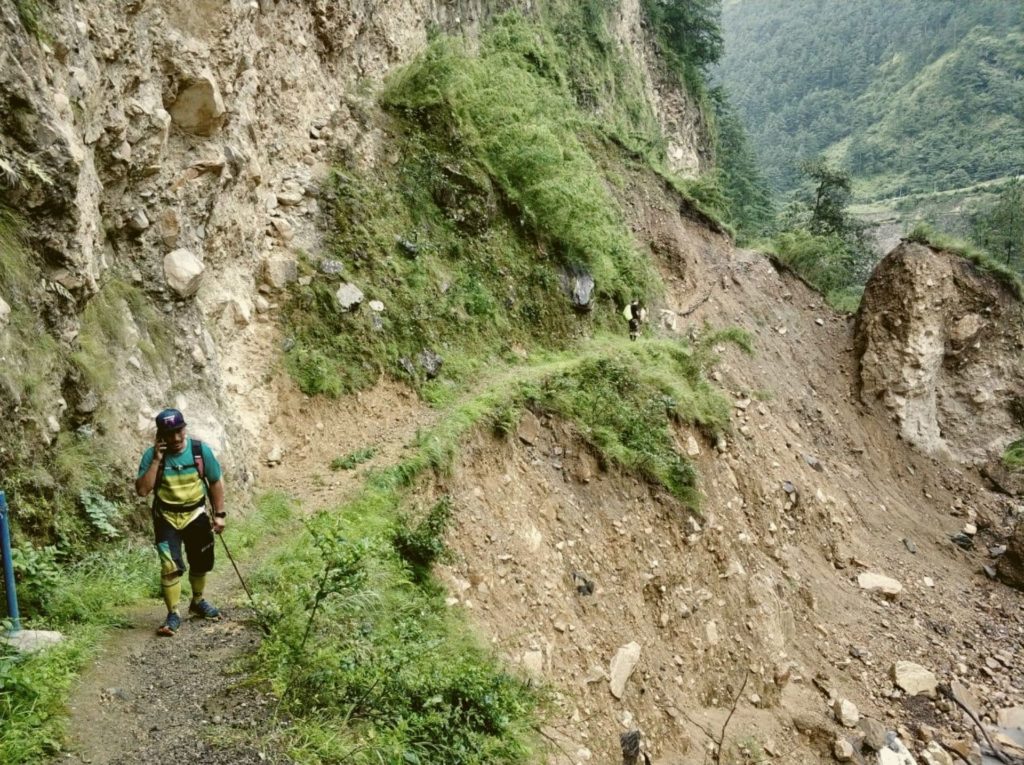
[
  {"x1": 135, "y1": 408, "x2": 226, "y2": 636},
  {"x1": 625, "y1": 300, "x2": 647, "y2": 341}
]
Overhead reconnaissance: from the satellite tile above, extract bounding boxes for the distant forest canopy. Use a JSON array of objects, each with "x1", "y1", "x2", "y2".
[{"x1": 716, "y1": 0, "x2": 1024, "y2": 201}]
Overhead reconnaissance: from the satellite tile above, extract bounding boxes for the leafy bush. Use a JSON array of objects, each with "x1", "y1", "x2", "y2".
[
  {"x1": 393, "y1": 496, "x2": 454, "y2": 577},
  {"x1": 79, "y1": 490, "x2": 121, "y2": 539}
]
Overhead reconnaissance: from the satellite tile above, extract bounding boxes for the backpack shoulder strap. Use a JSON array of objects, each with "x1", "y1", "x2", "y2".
[{"x1": 191, "y1": 439, "x2": 208, "y2": 489}]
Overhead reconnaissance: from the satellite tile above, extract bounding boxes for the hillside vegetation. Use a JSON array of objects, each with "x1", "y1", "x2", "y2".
[{"x1": 718, "y1": 0, "x2": 1024, "y2": 200}]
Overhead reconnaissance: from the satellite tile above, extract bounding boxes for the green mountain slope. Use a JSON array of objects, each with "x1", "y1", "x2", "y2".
[{"x1": 717, "y1": 0, "x2": 1024, "y2": 199}]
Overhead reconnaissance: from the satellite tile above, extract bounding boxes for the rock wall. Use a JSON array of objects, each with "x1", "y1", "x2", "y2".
[
  {"x1": 0, "y1": 0, "x2": 708, "y2": 490},
  {"x1": 856, "y1": 241, "x2": 1024, "y2": 465}
]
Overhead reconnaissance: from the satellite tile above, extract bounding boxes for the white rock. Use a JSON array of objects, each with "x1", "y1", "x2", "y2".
[
  {"x1": 608, "y1": 641, "x2": 641, "y2": 699},
  {"x1": 369, "y1": 300, "x2": 385, "y2": 312},
  {"x1": 834, "y1": 737, "x2": 854, "y2": 762},
  {"x1": 266, "y1": 444, "x2": 283, "y2": 465},
  {"x1": 335, "y1": 282, "x2": 364, "y2": 311},
  {"x1": 705, "y1": 620, "x2": 719, "y2": 645},
  {"x1": 686, "y1": 435, "x2": 701, "y2": 457},
  {"x1": 996, "y1": 706, "x2": 1024, "y2": 728},
  {"x1": 834, "y1": 698, "x2": 860, "y2": 727},
  {"x1": 877, "y1": 736, "x2": 917, "y2": 764},
  {"x1": 891, "y1": 661, "x2": 937, "y2": 697},
  {"x1": 254, "y1": 295, "x2": 271, "y2": 314},
  {"x1": 1, "y1": 629, "x2": 63, "y2": 654},
  {"x1": 168, "y1": 71, "x2": 225, "y2": 136},
  {"x1": 0, "y1": 296, "x2": 10, "y2": 327},
  {"x1": 920, "y1": 742, "x2": 953, "y2": 765},
  {"x1": 163, "y1": 249, "x2": 205, "y2": 297},
  {"x1": 858, "y1": 572, "x2": 903, "y2": 598}
]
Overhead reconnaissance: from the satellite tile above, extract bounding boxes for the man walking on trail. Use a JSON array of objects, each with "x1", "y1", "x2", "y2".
[{"x1": 135, "y1": 408, "x2": 226, "y2": 636}]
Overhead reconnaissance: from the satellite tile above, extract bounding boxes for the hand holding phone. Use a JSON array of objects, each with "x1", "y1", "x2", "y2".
[{"x1": 153, "y1": 435, "x2": 167, "y2": 459}]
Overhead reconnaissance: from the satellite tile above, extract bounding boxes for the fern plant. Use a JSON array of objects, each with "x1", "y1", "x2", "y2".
[{"x1": 79, "y1": 490, "x2": 121, "y2": 539}]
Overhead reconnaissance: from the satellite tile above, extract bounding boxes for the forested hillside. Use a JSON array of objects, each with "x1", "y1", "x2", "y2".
[{"x1": 717, "y1": 0, "x2": 1024, "y2": 200}]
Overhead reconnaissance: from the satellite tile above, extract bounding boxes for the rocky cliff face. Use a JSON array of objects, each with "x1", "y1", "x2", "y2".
[
  {"x1": 0, "y1": 0, "x2": 707, "y2": 495},
  {"x1": 856, "y1": 241, "x2": 1024, "y2": 465}
]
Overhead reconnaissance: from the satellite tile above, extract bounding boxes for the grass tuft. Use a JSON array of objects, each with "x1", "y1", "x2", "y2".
[{"x1": 906, "y1": 222, "x2": 1024, "y2": 301}]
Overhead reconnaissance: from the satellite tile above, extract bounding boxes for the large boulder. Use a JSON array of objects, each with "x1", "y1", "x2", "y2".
[
  {"x1": 168, "y1": 71, "x2": 226, "y2": 137},
  {"x1": 855, "y1": 241, "x2": 1024, "y2": 464},
  {"x1": 163, "y1": 249, "x2": 205, "y2": 297}
]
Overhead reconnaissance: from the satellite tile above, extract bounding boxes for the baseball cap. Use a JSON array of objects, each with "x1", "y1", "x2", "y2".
[{"x1": 155, "y1": 408, "x2": 187, "y2": 433}]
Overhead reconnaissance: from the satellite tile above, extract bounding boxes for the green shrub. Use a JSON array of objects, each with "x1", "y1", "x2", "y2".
[
  {"x1": 1004, "y1": 438, "x2": 1024, "y2": 472},
  {"x1": 393, "y1": 496, "x2": 454, "y2": 578}
]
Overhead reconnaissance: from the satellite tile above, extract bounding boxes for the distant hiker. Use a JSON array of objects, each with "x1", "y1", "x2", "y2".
[
  {"x1": 624, "y1": 300, "x2": 647, "y2": 341},
  {"x1": 135, "y1": 408, "x2": 226, "y2": 636}
]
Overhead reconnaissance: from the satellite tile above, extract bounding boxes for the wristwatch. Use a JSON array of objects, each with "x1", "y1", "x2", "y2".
[{"x1": 214, "y1": 511, "x2": 227, "y2": 518}]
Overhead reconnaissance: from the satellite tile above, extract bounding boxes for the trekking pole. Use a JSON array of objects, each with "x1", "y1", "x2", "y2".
[{"x1": 218, "y1": 534, "x2": 270, "y2": 635}]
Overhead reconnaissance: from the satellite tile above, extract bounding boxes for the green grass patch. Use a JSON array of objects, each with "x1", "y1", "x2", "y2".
[
  {"x1": 330, "y1": 447, "x2": 377, "y2": 471},
  {"x1": 906, "y1": 222, "x2": 1024, "y2": 301},
  {"x1": 1004, "y1": 438, "x2": 1024, "y2": 472},
  {"x1": 760, "y1": 230, "x2": 867, "y2": 313},
  {"x1": 527, "y1": 337, "x2": 739, "y2": 507},
  {"x1": 383, "y1": 23, "x2": 658, "y2": 305}
]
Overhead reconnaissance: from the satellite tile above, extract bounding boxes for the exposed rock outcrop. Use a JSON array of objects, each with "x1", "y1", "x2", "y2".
[{"x1": 856, "y1": 241, "x2": 1024, "y2": 464}]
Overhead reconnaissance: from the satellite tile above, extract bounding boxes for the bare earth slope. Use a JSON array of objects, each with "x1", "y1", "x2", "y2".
[{"x1": 61, "y1": 182, "x2": 1023, "y2": 765}]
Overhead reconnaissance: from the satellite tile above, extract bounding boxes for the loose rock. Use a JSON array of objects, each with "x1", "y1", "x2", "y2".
[
  {"x1": 335, "y1": 282, "x2": 364, "y2": 311},
  {"x1": 163, "y1": 249, "x2": 204, "y2": 298},
  {"x1": 608, "y1": 641, "x2": 641, "y2": 699},
  {"x1": 858, "y1": 572, "x2": 903, "y2": 598},
  {"x1": 168, "y1": 71, "x2": 226, "y2": 136},
  {"x1": 890, "y1": 661, "x2": 937, "y2": 697}
]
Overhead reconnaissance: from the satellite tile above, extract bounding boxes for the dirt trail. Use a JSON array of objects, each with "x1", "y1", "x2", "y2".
[{"x1": 59, "y1": 377, "x2": 437, "y2": 765}]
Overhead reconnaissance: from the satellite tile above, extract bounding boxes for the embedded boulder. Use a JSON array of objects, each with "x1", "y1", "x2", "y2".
[
  {"x1": 167, "y1": 71, "x2": 226, "y2": 137},
  {"x1": 163, "y1": 249, "x2": 205, "y2": 297},
  {"x1": 856, "y1": 241, "x2": 1024, "y2": 464}
]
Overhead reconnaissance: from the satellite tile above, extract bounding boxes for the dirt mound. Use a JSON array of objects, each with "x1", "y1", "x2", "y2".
[{"x1": 855, "y1": 241, "x2": 1024, "y2": 465}]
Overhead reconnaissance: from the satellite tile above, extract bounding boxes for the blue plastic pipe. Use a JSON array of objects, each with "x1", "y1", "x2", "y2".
[{"x1": 0, "y1": 491, "x2": 20, "y2": 633}]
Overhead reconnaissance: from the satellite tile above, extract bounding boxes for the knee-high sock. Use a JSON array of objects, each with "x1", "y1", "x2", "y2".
[
  {"x1": 161, "y1": 575, "x2": 181, "y2": 613},
  {"x1": 189, "y1": 574, "x2": 206, "y2": 601}
]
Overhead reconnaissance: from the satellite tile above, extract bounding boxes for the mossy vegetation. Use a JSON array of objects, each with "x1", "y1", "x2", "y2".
[{"x1": 1004, "y1": 438, "x2": 1024, "y2": 472}]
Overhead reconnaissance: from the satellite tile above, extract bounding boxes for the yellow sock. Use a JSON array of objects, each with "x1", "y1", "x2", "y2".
[
  {"x1": 162, "y1": 577, "x2": 181, "y2": 613},
  {"x1": 189, "y1": 574, "x2": 206, "y2": 602}
]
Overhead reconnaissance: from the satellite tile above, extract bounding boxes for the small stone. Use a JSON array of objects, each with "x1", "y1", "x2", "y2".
[
  {"x1": 920, "y1": 742, "x2": 953, "y2": 765},
  {"x1": 686, "y1": 435, "x2": 701, "y2": 457},
  {"x1": 319, "y1": 258, "x2": 344, "y2": 275},
  {"x1": 163, "y1": 249, "x2": 205, "y2": 298},
  {"x1": 517, "y1": 411, "x2": 542, "y2": 446},
  {"x1": 815, "y1": 318, "x2": 825, "y2": 326},
  {"x1": 962, "y1": 523, "x2": 977, "y2": 536},
  {"x1": 902, "y1": 538, "x2": 917, "y2": 554},
  {"x1": 858, "y1": 572, "x2": 903, "y2": 598},
  {"x1": 833, "y1": 737, "x2": 854, "y2": 761},
  {"x1": 858, "y1": 717, "x2": 887, "y2": 752},
  {"x1": 521, "y1": 650, "x2": 544, "y2": 678},
  {"x1": 0, "y1": 296, "x2": 10, "y2": 328},
  {"x1": 368, "y1": 300, "x2": 385, "y2": 312},
  {"x1": 833, "y1": 698, "x2": 859, "y2": 727},
  {"x1": 168, "y1": 71, "x2": 226, "y2": 136},
  {"x1": 266, "y1": 444, "x2": 283, "y2": 466},
  {"x1": 126, "y1": 208, "x2": 150, "y2": 233}
]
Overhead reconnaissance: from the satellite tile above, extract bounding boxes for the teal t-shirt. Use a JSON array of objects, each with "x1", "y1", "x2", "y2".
[{"x1": 138, "y1": 438, "x2": 222, "y2": 527}]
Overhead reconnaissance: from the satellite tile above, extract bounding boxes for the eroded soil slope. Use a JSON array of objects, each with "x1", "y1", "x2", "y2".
[{"x1": 435, "y1": 177, "x2": 1023, "y2": 764}]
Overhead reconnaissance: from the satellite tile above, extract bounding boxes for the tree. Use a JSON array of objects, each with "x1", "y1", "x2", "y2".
[
  {"x1": 972, "y1": 179, "x2": 1024, "y2": 268},
  {"x1": 801, "y1": 157, "x2": 853, "y2": 236},
  {"x1": 644, "y1": 0, "x2": 724, "y2": 72}
]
